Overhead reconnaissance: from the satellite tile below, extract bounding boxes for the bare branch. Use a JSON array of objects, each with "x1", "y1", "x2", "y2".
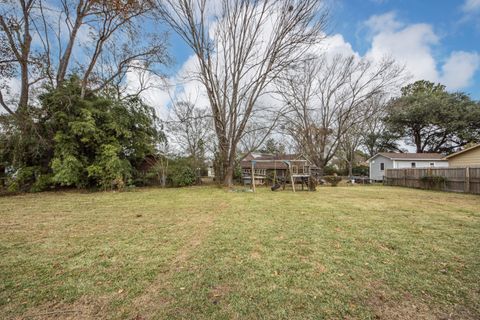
[{"x1": 157, "y1": 0, "x2": 328, "y2": 185}]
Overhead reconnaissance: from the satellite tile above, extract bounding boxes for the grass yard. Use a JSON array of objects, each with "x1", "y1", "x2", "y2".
[{"x1": 1, "y1": 186, "x2": 479, "y2": 319}]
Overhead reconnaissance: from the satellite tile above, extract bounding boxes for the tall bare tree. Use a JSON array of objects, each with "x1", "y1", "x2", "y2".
[
  {"x1": 0, "y1": 0, "x2": 169, "y2": 114},
  {"x1": 0, "y1": 0, "x2": 36, "y2": 114},
  {"x1": 277, "y1": 54, "x2": 405, "y2": 174},
  {"x1": 166, "y1": 99, "x2": 214, "y2": 169},
  {"x1": 157, "y1": 0, "x2": 328, "y2": 185},
  {"x1": 337, "y1": 122, "x2": 364, "y2": 177}
]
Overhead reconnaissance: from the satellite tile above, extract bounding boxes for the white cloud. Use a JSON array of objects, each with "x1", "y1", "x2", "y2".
[
  {"x1": 440, "y1": 51, "x2": 480, "y2": 90},
  {"x1": 125, "y1": 54, "x2": 211, "y2": 120},
  {"x1": 364, "y1": 11, "x2": 403, "y2": 33},
  {"x1": 366, "y1": 21, "x2": 439, "y2": 81},
  {"x1": 124, "y1": 68, "x2": 171, "y2": 119},
  {"x1": 314, "y1": 33, "x2": 359, "y2": 59},
  {"x1": 131, "y1": 11, "x2": 480, "y2": 121},
  {"x1": 364, "y1": 12, "x2": 480, "y2": 91},
  {"x1": 462, "y1": 0, "x2": 480, "y2": 12}
]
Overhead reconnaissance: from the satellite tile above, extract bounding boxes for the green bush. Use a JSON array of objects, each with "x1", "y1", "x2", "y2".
[
  {"x1": 324, "y1": 175, "x2": 342, "y2": 186},
  {"x1": 6, "y1": 166, "x2": 53, "y2": 193},
  {"x1": 0, "y1": 77, "x2": 163, "y2": 192},
  {"x1": 352, "y1": 165, "x2": 369, "y2": 176},
  {"x1": 86, "y1": 144, "x2": 132, "y2": 190},
  {"x1": 323, "y1": 165, "x2": 341, "y2": 176},
  {"x1": 30, "y1": 174, "x2": 54, "y2": 193},
  {"x1": 168, "y1": 165, "x2": 196, "y2": 187}
]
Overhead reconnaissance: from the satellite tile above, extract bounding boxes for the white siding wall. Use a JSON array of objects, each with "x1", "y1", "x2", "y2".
[
  {"x1": 369, "y1": 157, "x2": 449, "y2": 181},
  {"x1": 369, "y1": 155, "x2": 393, "y2": 181},
  {"x1": 394, "y1": 160, "x2": 449, "y2": 169}
]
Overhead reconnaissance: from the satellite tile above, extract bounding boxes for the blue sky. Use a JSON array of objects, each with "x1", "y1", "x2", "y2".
[
  {"x1": 166, "y1": 0, "x2": 480, "y2": 99},
  {"x1": 334, "y1": 0, "x2": 479, "y2": 53}
]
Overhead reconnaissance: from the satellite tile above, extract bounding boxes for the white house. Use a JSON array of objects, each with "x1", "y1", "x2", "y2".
[{"x1": 368, "y1": 153, "x2": 449, "y2": 181}]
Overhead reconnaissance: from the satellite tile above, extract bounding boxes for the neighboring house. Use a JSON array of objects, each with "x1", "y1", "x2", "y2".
[
  {"x1": 368, "y1": 153, "x2": 449, "y2": 181},
  {"x1": 240, "y1": 153, "x2": 315, "y2": 185},
  {"x1": 444, "y1": 144, "x2": 480, "y2": 167}
]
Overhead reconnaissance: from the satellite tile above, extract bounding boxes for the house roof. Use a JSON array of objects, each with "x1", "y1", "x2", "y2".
[
  {"x1": 369, "y1": 152, "x2": 447, "y2": 161},
  {"x1": 444, "y1": 144, "x2": 480, "y2": 159}
]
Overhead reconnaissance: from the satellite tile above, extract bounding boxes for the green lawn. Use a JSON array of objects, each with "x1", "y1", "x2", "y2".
[{"x1": 1, "y1": 186, "x2": 479, "y2": 319}]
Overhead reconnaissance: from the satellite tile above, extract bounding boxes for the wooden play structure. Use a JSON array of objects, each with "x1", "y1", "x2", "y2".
[{"x1": 241, "y1": 153, "x2": 317, "y2": 192}]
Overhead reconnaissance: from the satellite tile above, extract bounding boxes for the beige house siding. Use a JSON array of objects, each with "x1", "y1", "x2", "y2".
[{"x1": 448, "y1": 147, "x2": 480, "y2": 167}]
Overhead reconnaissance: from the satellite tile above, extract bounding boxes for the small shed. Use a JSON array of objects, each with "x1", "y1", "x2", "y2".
[
  {"x1": 444, "y1": 144, "x2": 480, "y2": 167},
  {"x1": 368, "y1": 152, "x2": 448, "y2": 181}
]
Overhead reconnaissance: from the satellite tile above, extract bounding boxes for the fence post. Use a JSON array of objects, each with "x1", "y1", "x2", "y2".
[
  {"x1": 403, "y1": 169, "x2": 406, "y2": 187},
  {"x1": 465, "y1": 167, "x2": 470, "y2": 194}
]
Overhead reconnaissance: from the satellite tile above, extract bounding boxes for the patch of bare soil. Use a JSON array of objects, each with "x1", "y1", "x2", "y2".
[
  {"x1": 208, "y1": 284, "x2": 232, "y2": 306},
  {"x1": 368, "y1": 287, "x2": 478, "y2": 320},
  {"x1": 14, "y1": 296, "x2": 111, "y2": 320}
]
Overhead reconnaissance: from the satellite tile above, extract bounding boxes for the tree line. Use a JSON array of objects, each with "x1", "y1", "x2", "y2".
[{"x1": 1, "y1": 0, "x2": 479, "y2": 191}]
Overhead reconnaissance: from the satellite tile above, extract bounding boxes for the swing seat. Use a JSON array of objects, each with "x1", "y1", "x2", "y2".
[{"x1": 271, "y1": 184, "x2": 281, "y2": 191}]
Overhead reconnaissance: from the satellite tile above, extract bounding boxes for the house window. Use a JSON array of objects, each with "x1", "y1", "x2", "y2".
[
  {"x1": 411, "y1": 162, "x2": 416, "y2": 168},
  {"x1": 380, "y1": 163, "x2": 384, "y2": 171}
]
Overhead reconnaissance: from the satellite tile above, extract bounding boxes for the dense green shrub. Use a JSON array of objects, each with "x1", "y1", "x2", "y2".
[
  {"x1": 5, "y1": 166, "x2": 51, "y2": 192},
  {"x1": 0, "y1": 77, "x2": 163, "y2": 192},
  {"x1": 168, "y1": 162, "x2": 196, "y2": 187},
  {"x1": 323, "y1": 165, "x2": 341, "y2": 176},
  {"x1": 30, "y1": 173, "x2": 54, "y2": 193},
  {"x1": 352, "y1": 165, "x2": 369, "y2": 176},
  {"x1": 324, "y1": 175, "x2": 342, "y2": 186}
]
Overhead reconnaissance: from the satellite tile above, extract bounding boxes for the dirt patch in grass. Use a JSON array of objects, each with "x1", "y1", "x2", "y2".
[
  {"x1": 14, "y1": 296, "x2": 111, "y2": 320},
  {"x1": 368, "y1": 287, "x2": 478, "y2": 320},
  {"x1": 208, "y1": 284, "x2": 232, "y2": 305}
]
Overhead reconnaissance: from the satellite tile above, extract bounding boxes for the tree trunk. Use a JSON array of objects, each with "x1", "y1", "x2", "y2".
[
  {"x1": 19, "y1": 62, "x2": 29, "y2": 111},
  {"x1": 316, "y1": 161, "x2": 325, "y2": 177},
  {"x1": 214, "y1": 149, "x2": 235, "y2": 187},
  {"x1": 223, "y1": 166, "x2": 234, "y2": 187},
  {"x1": 57, "y1": 14, "x2": 85, "y2": 86},
  {"x1": 414, "y1": 130, "x2": 423, "y2": 153}
]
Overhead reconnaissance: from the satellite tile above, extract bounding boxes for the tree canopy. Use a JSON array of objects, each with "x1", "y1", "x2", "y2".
[
  {"x1": 385, "y1": 80, "x2": 480, "y2": 154},
  {"x1": 0, "y1": 77, "x2": 163, "y2": 192}
]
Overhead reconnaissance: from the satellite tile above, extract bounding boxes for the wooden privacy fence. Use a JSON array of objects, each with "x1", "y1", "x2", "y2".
[{"x1": 385, "y1": 167, "x2": 480, "y2": 195}]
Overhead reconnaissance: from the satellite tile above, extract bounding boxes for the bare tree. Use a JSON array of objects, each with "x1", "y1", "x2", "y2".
[
  {"x1": 0, "y1": 0, "x2": 36, "y2": 114},
  {"x1": 76, "y1": 0, "x2": 166, "y2": 98},
  {"x1": 0, "y1": 0, "x2": 169, "y2": 113},
  {"x1": 358, "y1": 94, "x2": 403, "y2": 158},
  {"x1": 277, "y1": 54, "x2": 405, "y2": 174},
  {"x1": 166, "y1": 99, "x2": 214, "y2": 169},
  {"x1": 55, "y1": 0, "x2": 93, "y2": 87},
  {"x1": 157, "y1": 0, "x2": 328, "y2": 186},
  {"x1": 238, "y1": 103, "x2": 284, "y2": 156},
  {"x1": 337, "y1": 122, "x2": 364, "y2": 177}
]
